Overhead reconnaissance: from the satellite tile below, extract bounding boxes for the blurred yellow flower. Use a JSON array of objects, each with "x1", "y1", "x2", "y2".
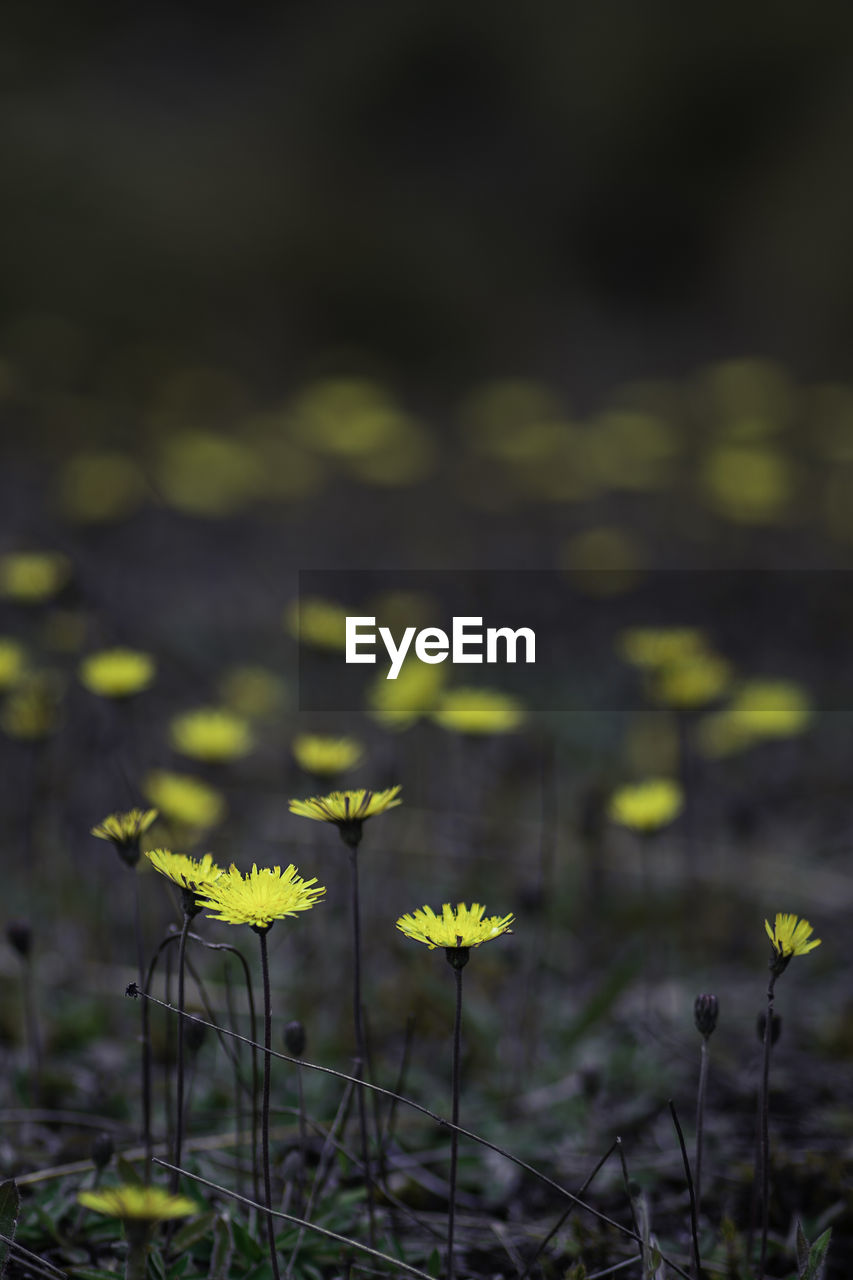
[
  {"x1": 0, "y1": 637, "x2": 27, "y2": 690},
  {"x1": 217, "y1": 665, "x2": 289, "y2": 720},
  {"x1": 651, "y1": 651, "x2": 731, "y2": 710},
  {"x1": 1, "y1": 670, "x2": 63, "y2": 740},
  {"x1": 588, "y1": 410, "x2": 678, "y2": 490},
  {"x1": 396, "y1": 902, "x2": 514, "y2": 950},
  {"x1": 58, "y1": 451, "x2": 146, "y2": 524},
  {"x1": 156, "y1": 430, "x2": 262, "y2": 516},
  {"x1": 430, "y1": 687, "x2": 524, "y2": 735},
  {"x1": 0, "y1": 551, "x2": 71, "y2": 603},
  {"x1": 285, "y1": 597, "x2": 349, "y2": 652},
  {"x1": 728, "y1": 679, "x2": 812, "y2": 739},
  {"x1": 77, "y1": 1184, "x2": 196, "y2": 1222},
  {"x1": 79, "y1": 648, "x2": 156, "y2": 699},
  {"x1": 619, "y1": 627, "x2": 706, "y2": 669},
  {"x1": 197, "y1": 862, "x2": 325, "y2": 930},
  {"x1": 169, "y1": 707, "x2": 253, "y2": 762},
  {"x1": 702, "y1": 445, "x2": 793, "y2": 524},
  {"x1": 765, "y1": 912, "x2": 821, "y2": 961},
  {"x1": 91, "y1": 808, "x2": 158, "y2": 847},
  {"x1": 289, "y1": 378, "x2": 400, "y2": 457},
  {"x1": 694, "y1": 709, "x2": 752, "y2": 759},
  {"x1": 608, "y1": 778, "x2": 683, "y2": 832},
  {"x1": 561, "y1": 526, "x2": 644, "y2": 595},
  {"x1": 145, "y1": 848, "x2": 224, "y2": 893},
  {"x1": 292, "y1": 734, "x2": 363, "y2": 776},
  {"x1": 701, "y1": 358, "x2": 793, "y2": 440},
  {"x1": 367, "y1": 658, "x2": 445, "y2": 730},
  {"x1": 144, "y1": 770, "x2": 226, "y2": 829}
]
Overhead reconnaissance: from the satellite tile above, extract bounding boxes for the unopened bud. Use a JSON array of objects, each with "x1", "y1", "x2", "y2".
[
  {"x1": 6, "y1": 919, "x2": 32, "y2": 959},
  {"x1": 91, "y1": 1132, "x2": 114, "y2": 1170},
  {"x1": 284, "y1": 1020, "x2": 306, "y2": 1057},
  {"x1": 694, "y1": 993, "x2": 719, "y2": 1039}
]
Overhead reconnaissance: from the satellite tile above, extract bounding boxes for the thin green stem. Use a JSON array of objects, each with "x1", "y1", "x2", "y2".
[
  {"x1": 259, "y1": 928, "x2": 282, "y2": 1280},
  {"x1": 448, "y1": 961, "x2": 464, "y2": 1280},
  {"x1": 758, "y1": 973, "x2": 777, "y2": 1280},
  {"x1": 132, "y1": 872, "x2": 152, "y2": 1179},
  {"x1": 348, "y1": 844, "x2": 376, "y2": 1247},
  {"x1": 170, "y1": 910, "x2": 192, "y2": 1194}
]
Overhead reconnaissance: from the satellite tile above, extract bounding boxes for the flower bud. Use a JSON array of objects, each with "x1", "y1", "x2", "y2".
[
  {"x1": 91, "y1": 1132, "x2": 114, "y2": 1170},
  {"x1": 284, "y1": 1020, "x2": 306, "y2": 1057},
  {"x1": 694, "y1": 993, "x2": 719, "y2": 1039}
]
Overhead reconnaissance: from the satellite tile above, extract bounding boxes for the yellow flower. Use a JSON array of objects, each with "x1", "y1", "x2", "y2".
[
  {"x1": 144, "y1": 770, "x2": 226, "y2": 829},
  {"x1": 197, "y1": 862, "x2": 325, "y2": 930},
  {"x1": 77, "y1": 1184, "x2": 196, "y2": 1222},
  {"x1": 145, "y1": 848, "x2": 224, "y2": 893},
  {"x1": 728, "y1": 679, "x2": 812, "y2": 740},
  {"x1": 79, "y1": 648, "x2": 156, "y2": 699},
  {"x1": 396, "y1": 902, "x2": 514, "y2": 950},
  {"x1": 292, "y1": 734, "x2": 363, "y2": 776},
  {"x1": 651, "y1": 651, "x2": 731, "y2": 710},
  {"x1": 284, "y1": 597, "x2": 349, "y2": 652},
  {"x1": 765, "y1": 913, "x2": 821, "y2": 962},
  {"x1": 0, "y1": 637, "x2": 27, "y2": 690},
  {"x1": 58, "y1": 451, "x2": 146, "y2": 524},
  {"x1": 702, "y1": 445, "x2": 792, "y2": 524},
  {"x1": 430, "y1": 687, "x2": 525, "y2": 735},
  {"x1": 608, "y1": 778, "x2": 683, "y2": 833},
  {"x1": 169, "y1": 707, "x2": 253, "y2": 762},
  {"x1": 619, "y1": 627, "x2": 706, "y2": 669},
  {"x1": 218, "y1": 664, "x2": 289, "y2": 720},
  {"x1": 91, "y1": 808, "x2": 158, "y2": 852},
  {"x1": 0, "y1": 551, "x2": 71, "y2": 603},
  {"x1": 289, "y1": 786, "x2": 402, "y2": 825},
  {"x1": 367, "y1": 658, "x2": 445, "y2": 730},
  {"x1": 1, "y1": 670, "x2": 63, "y2": 740}
]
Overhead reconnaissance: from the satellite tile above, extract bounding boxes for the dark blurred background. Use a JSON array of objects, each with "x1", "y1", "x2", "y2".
[{"x1": 5, "y1": 0, "x2": 853, "y2": 398}]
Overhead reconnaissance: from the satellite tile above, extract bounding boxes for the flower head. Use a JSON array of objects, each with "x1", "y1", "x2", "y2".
[
  {"x1": 145, "y1": 848, "x2": 224, "y2": 894},
  {"x1": 169, "y1": 707, "x2": 253, "y2": 762},
  {"x1": 430, "y1": 687, "x2": 525, "y2": 735},
  {"x1": 651, "y1": 651, "x2": 731, "y2": 710},
  {"x1": 0, "y1": 551, "x2": 71, "y2": 603},
  {"x1": 289, "y1": 786, "x2": 401, "y2": 846},
  {"x1": 396, "y1": 902, "x2": 514, "y2": 951},
  {"x1": 144, "y1": 770, "x2": 225, "y2": 829},
  {"x1": 619, "y1": 627, "x2": 706, "y2": 669},
  {"x1": 765, "y1": 912, "x2": 821, "y2": 974},
  {"x1": 292, "y1": 734, "x2": 363, "y2": 776},
  {"x1": 608, "y1": 778, "x2": 683, "y2": 833},
  {"x1": 196, "y1": 862, "x2": 325, "y2": 931},
  {"x1": 1, "y1": 670, "x2": 63, "y2": 739},
  {"x1": 79, "y1": 648, "x2": 156, "y2": 699},
  {"x1": 285, "y1": 596, "x2": 349, "y2": 651},
  {"x1": 0, "y1": 637, "x2": 27, "y2": 691},
  {"x1": 91, "y1": 808, "x2": 158, "y2": 866},
  {"x1": 77, "y1": 1184, "x2": 196, "y2": 1222}
]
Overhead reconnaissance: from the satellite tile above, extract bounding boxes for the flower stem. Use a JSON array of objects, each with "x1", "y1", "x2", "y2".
[
  {"x1": 694, "y1": 1037, "x2": 709, "y2": 1219},
  {"x1": 170, "y1": 909, "x2": 192, "y2": 1195},
  {"x1": 757, "y1": 972, "x2": 777, "y2": 1280},
  {"x1": 124, "y1": 1222, "x2": 150, "y2": 1280},
  {"x1": 259, "y1": 928, "x2": 282, "y2": 1280},
  {"x1": 348, "y1": 845, "x2": 376, "y2": 1248},
  {"x1": 448, "y1": 960, "x2": 464, "y2": 1280},
  {"x1": 133, "y1": 872, "x2": 152, "y2": 1179}
]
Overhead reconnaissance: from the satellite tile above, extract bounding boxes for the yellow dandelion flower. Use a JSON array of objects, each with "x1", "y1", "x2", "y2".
[
  {"x1": 619, "y1": 627, "x2": 707, "y2": 669},
  {"x1": 145, "y1": 848, "x2": 224, "y2": 893},
  {"x1": 292, "y1": 734, "x2": 363, "y2": 776},
  {"x1": 79, "y1": 648, "x2": 156, "y2": 699},
  {"x1": 396, "y1": 902, "x2": 514, "y2": 950},
  {"x1": 169, "y1": 707, "x2": 253, "y2": 762},
  {"x1": 284, "y1": 596, "x2": 349, "y2": 652},
  {"x1": 197, "y1": 862, "x2": 325, "y2": 930},
  {"x1": 609, "y1": 778, "x2": 683, "y2": 833},
  {"x1": 289, "y1": 786, "x2": 401, "y2": 825},
  {"x1": 702, "y1": 445, "x2": 793, "y2": 524},
  {"x1": 91, "y1": 808, "x2": 158, "y2": 850},
  {"x1": 77, "y1": 1183, "x2": 196, "y2": 1222},
  {"x1": 765, "y1": 913, "x2": 821, "y2": 962},
  {"x1": 144, "y1": 770, "x2": 225, "y2": 829},
  {"x1": 0, "y1": 637, "x2": 27, "y2": 690},
  {"x1": 0, "y1": 551, "x2": 71, "y2": 603},
  {"x1": 430, "y1": 687, "x2": 524, "y2": 735}
]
